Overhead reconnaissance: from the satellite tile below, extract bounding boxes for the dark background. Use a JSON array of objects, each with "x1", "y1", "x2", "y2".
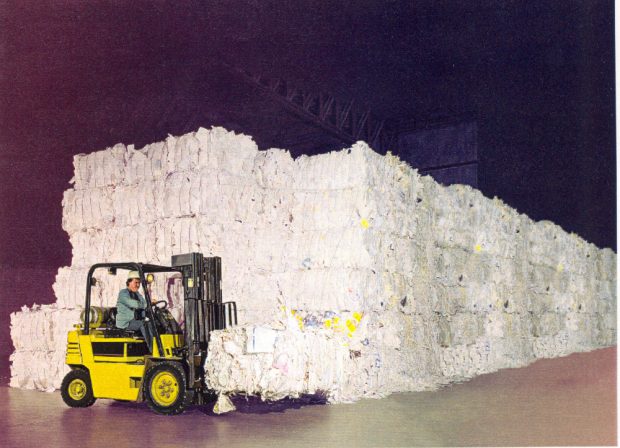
[{"x1": 0, "y1": 0, "x2": 615, "y2": 381}]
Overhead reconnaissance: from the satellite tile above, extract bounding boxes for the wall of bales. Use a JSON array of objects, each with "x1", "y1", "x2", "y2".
[{"x1": 10, "y1": 127, "x2": 616, "y2": 402}]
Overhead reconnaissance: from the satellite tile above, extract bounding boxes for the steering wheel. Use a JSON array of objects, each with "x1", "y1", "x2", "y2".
[{"x1": 152, "y1": 300, "x2": 168, "y2": 310}]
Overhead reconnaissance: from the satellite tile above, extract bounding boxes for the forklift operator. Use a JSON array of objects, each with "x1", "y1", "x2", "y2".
[{"x1": 116, "y1": 271, "x2": 155, "y2": 352}]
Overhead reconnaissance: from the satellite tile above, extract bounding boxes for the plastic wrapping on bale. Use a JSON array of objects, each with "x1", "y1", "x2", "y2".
[{"x1": 10, "y1": 126, "x2": 616, "y2": 402}]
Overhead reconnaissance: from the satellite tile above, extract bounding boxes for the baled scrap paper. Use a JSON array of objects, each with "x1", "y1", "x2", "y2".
[{"x1": 10, "y1": 127, "x2": 616, "y2": 402}]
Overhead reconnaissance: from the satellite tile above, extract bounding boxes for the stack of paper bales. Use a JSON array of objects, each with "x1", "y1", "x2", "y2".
[
  {"x1": 10, "y1": 305, "x2": 81, "y2": 390},
  {"x1": 10, "y1": 127, "x2": 616, "y2": 402}
]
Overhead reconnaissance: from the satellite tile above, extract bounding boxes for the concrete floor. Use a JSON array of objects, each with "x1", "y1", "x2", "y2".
[{"x1": 2, "y1": 347, "x2": 616, "y2": 447}]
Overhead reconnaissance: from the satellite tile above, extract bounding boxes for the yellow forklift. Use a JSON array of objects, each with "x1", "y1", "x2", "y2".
[{"x1": 60, "y1": 253, "x2": 237, "y2": 415}]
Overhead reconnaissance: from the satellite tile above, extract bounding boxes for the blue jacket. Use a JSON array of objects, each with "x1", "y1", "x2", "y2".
[{"x1": 116, "y1": 288, "x2": 147, "y2": 329}]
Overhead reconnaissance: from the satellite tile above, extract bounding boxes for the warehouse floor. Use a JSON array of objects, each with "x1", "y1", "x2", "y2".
[{"x1": 1, "y1": 347, "x2": 615, "y2": 447}]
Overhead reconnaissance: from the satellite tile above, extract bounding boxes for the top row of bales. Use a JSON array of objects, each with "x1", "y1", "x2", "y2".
[
  {"x1": 71, "y1": 127, "x2": 388, "y2": 192},
  {"x1": 69, "y1": 127, "x2": 615, "y2": 279}
]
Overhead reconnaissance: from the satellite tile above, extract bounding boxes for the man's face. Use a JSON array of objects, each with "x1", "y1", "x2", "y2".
[{"x1": 128, "y1": 278, "x2": 140, "y2": 293}]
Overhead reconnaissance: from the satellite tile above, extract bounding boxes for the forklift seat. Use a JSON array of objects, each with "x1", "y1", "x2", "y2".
[{"x1": 101, "y1": 307, "x2": 142, "y2": 339}]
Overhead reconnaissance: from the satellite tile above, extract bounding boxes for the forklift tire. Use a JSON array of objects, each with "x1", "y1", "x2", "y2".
[
  {"x1": 144, "y1": 361, "x2": 190, "y2": 415},
  {"x1": 61, "y1": 369, "x2": 97, "y2": 408}
]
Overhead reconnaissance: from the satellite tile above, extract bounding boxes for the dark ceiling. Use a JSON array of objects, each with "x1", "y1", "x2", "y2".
[{"x1": 0, "y1": 0, "x2": 616, "y2": 271}]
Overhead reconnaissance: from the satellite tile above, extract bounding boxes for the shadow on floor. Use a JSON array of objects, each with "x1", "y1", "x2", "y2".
[{"x1": 104, "y1": 392, "x2": 328, "y2": 416}]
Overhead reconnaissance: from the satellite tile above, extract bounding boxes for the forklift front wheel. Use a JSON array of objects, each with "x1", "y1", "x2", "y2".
[
  {"x1": 61, "y1": 369, "x2": 97, "y2": 408},
  {"x1": 144, "y1": 361, "x2": 189, "y2": 415}
]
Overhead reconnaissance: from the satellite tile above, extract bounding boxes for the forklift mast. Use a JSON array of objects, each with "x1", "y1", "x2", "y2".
[{"x1": 171, "y1": 253, "x2": 236, "y2": 389}]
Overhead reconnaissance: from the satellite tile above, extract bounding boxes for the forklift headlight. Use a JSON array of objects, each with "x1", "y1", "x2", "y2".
[{"x1": 146, "y1": 273, "x2": 155, "y2": 284}]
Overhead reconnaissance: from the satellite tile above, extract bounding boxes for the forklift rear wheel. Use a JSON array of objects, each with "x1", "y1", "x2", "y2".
[
  {"x1": 144, "y1": 361, "x2": 189, "y2": 415},
  {"x1": 61, "y1": 369, "x2": 97, "y2": 408}
]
